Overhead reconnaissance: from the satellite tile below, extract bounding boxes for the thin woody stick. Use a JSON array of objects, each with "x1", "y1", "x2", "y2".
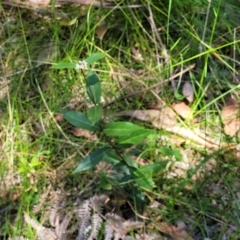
[{"x1": 104, "y1": 64, "x2": 195, "y2": 108}]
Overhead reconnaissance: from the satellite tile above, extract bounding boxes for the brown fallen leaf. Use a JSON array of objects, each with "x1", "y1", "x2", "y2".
[
  {"x1": 182, "y1": 81, "x2": 194, "y2": 103},
  {"x1": 54, "y1": 113, "x2": 64, "y2": 122},
  {"x1": 155, "y1": 222, "x2": 194, "y2": 240},
  {"x1": 221, "y1": 97, "x2": 239, "y2": 125},
  {"x1": 221, "y1": 97, "x2": 240, "y2": 136},
  {"x1": 115, "y1": 109, "x2": 222, "y2": 149},
  {"x1": 172, "y1": 102, "x2": 193, "y2": 120},
  {"x1": 71, "y1": 128, "x2": 98, "y2": 140},
  {"x1": 115, "y1": 108, "x2": 177, "y2": 128},
  {"x1": 224, "y1": 118, "x2": 240, "y2": 137},
  {"x1": 95, "y1": 24, "x2": 109, "y2": 40}
]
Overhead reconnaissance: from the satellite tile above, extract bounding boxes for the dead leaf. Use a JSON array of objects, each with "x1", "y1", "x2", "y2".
[
  {"x1": 131, "y1": 45, "x2": 144, "y2": 61},
  {"x1": 221, "y1": 97, "x2": 240, "y2": 136},
  {"x1": 221, "y1": 97, "x2": 239, "y2": 124},
  {"x1": 115, "y1": 108, "x2": 177, "y2": 127},
  {"x1": 55, "y1": 113, "x2": 64, "y2": 122},
  {"x1": 155, "y1": 222, "x2": 194, "y2": 240},
  {"x1": 182, "y1": 81, "x2": 194, "y2": 103},
  {"x1": 95, "y1": 24, "x2": 109, "y2": 40},
  {"x1": 24, "y1": 212, "x2": 57, "y2": 240},
  {"x1": 224, "y1": 118, "x2": 240, "y2": 137},
  {"x1": 115, "y1": 109, "x2": 221, "y2": 149},
  {"x1": 172, "y1": 102, "x2": 193, "y2": 120},
  {"x1": 71, "y1": 128, "x2": 98, "y2": 140}
]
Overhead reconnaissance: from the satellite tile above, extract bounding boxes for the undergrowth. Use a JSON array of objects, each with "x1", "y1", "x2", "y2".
[{"x1": 0, "y1": 0, "x2": 240, "y2": 239}]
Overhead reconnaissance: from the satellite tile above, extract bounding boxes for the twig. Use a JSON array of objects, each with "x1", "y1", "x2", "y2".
[
  {"x1": 104, "y1": 64, "x2": 195, "y2": 108},
  {"x1": 147, "y1": 2, "x2": 174, "y2": 91}
]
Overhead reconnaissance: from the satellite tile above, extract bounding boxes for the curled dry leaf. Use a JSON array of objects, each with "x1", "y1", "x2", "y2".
[
  {"x1": 131, "y1": 45, "x2": 144, "y2": 61},
  {"x1": 155, "y1": 222, "x2": 194, "y2": 240},
  {"x1": 55, "y1": 113, "x2": 64, "y2": 122},
  {"x1": 221, "y1": 97, "x2": 239, "y2": 124},
  {"x1": 71, "y1": 128, "x2": 98, "y2": 140},
  {"x1": 95, "y1": 24, "x2": 109, "y2": 40},
  {"x1": 172, "y1": 102, "x2": 193, "y2": 120},
  {"x1": 182, "y1": 81, "x2": 194, "y2": 103},
  {"x1": 221, "y1": 97, "x2": 240, "y2": 136},
  {"x1": 224, "y1": 119, "x2": 240, "y2": 137}
]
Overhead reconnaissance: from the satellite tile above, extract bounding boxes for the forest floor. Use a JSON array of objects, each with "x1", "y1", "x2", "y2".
[{"x1": 1, "y1": 0, "x2": 240, "y2": 239}]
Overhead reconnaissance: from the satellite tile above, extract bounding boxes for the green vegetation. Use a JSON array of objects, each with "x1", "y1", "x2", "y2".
[{"x1": 0, "y1": 0, "x2": 240, "y2": 239}]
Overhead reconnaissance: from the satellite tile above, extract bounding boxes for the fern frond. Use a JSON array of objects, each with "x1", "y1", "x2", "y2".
[
  {"x1": 135, "y1": 233, "x2": 162, "y2": 240},
  {"x1": 104, "y1": 224, "x2": 114, "y2": 240},
  {"x1": 89, "y1": 194, "x2": 109, "y2": 212},
  {"x1": 24, "y1": 212, "x2": 57, "y2": 240},
  {"x1": 105, "y1": 213, "x2": 126, "y2": 237},
  {"x1": 77, "y1": 200, "x2": 91, "y2": 240},
  {"x1": 49, "y1": 191, "x2": 66, "y2": 228},
  {"x1": 55, "y1": 212, "x2": 73, "y2": 240},
  {"x1": 123, "y1": 236, "x2": 135, "y2": 240},
  {"x1": 113, "y1": 232, "x2": 121, "y2": 240},
  {"x1": 105, "y1": 213, "x2": 144, "y2": 238},
  {"x1": 87, "y1": 213, "x2": 102, "y2": 240},
  {"x1": 123, "y1": 220, "x2": 144, "y2": 231}
]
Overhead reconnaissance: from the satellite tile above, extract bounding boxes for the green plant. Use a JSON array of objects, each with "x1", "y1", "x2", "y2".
[{"x1": 52, "y1": 52, "x2": 181, "y2": 195}]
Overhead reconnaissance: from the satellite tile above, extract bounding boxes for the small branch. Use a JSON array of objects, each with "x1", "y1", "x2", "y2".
[{"x1": 104, "y1": 64, "x2": 196, "y2": 108}]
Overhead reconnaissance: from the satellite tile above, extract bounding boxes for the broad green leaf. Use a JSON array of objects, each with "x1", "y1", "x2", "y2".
[
  {"x1": 69, "y1": 17, "x2": 77, "y2": 26},
  {"x1": 87, "y1": 105, "x2": 102, "y2": 124},
  {"x1": 86, "y1": 71, "x2": 100, "y2": 85},
  {"x1": 104, "y1": 151, "x2": 122, "y2": 165},
  {"x1": 139, "y1": 162, "x2": 168, "y2": 175},
  {"x1": 158, "y1": 147, "x2": 182, "y2": 161},
  {"x1": 63, "y1": 111, "x2": 99, "y2": 131},
  {"x1": 174, "y1": 91, "x2": 185, "y2": 100},
  {"x1": 123, "y1": 155, "x2": 138, "y2": 168},
  {"x1": 87, "y1": 82, "x2": 101, "y2": 104},
  {"x1": 134, "y1": 169, "x2": 156, "y2": 190},
  {"x1": 72, "y1": 147, "x2": 110, "y2": 173},
  {"x1": 104, "y1": 122, "x2": 144, "y2": 137},
  {"x1": 118, "y1": 129, "x2": 153, "y2": 144},
  {"x1": 51, "y1": 62, "x2": 76, "y2": 69},
  {"x1": 99, "y1": 174, "x2": 112, "y2": 190},
  {"x1": 85, "y1": 52, "x2": 106, "y2": 64}
]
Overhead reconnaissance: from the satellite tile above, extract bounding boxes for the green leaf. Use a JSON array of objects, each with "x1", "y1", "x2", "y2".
[
  {"x1": 134, "y1": 169, "x2": 156, "y2": 190},
  {"x1": 123, "y1": 155, "x2": 138, "y2": 168},
  {"x1": 104, "y1": 122, "x2": 144, "y2": 137},
  {"x1": 72, "y1": 147, "x2": 110, "y2": 173},
  {"x1": 87, "y1": 105, "x2": 102, "y2": 124},
  {"x1": 99, "y1": 174, "x2": 112, "y2": 190},
  {"x1": 86, "y1": 71, "x2": 100, "y2": 85},
  {"x1": 63, "y1": 111, "x2": 99, "y2": 131},
  {"x1": 158, "y1": 147, "x2": 182, "y2": 161},
  {"x1": 87, "y1": 82, "x2": 101, "y2": 104},
  {"x1": 69, "y1": 17, "x2": 78, "y2": 26},
  {"x1": 104, "y1": 151, "x2": 122, "y2": 165},
  {"x1": 118, "y1": 129, "x2": 153, "y2": 144},
  {"x1": 139, "y1": 162, "x2": 168, "y2": 175},
  {"x1": 85, "y1": 52, "x2": 106, "y2": 64},
  {"x1": 51, "y1": 62, "x2": 76, "y2": 69},
  {"x1": 174, "y1": 91, "x2": 185, "y2": 100}
]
